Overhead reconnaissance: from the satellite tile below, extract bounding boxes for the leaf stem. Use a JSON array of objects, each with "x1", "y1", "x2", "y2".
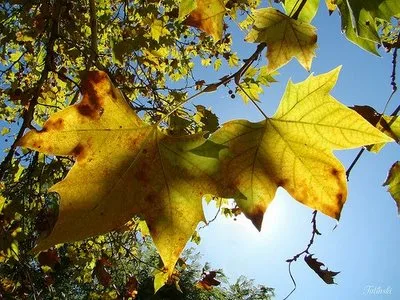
[
  {"x1": 291, "y1": 0, "x2": 308, "y2": 20},
  {"x1": 237, "y1": 84, "x2": 269, "y2": 119},
  {"x1": 346, "y1": 148, "x2": 365, "y2": 180}
]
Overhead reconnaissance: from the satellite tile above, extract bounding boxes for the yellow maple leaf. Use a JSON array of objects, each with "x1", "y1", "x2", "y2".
[
  {"x1": 17, "y1": 71, "x2": 221, "y2": 275},
  {"x1": 246, "y1": 8, "x2": 317, "y2": 72},
  {"x1": 211, "y1": 67, "x2": 392, "y2": 229},
  {"x1": 183, "y1": 0, "x2": 225, "y2": 41}
]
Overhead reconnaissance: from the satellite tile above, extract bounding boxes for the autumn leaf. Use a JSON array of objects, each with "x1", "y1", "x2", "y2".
[
  {"x1": 352, "y1": 105, "x2": 400, "y2": 152},
  {"x1": 211, "y1": 67, "x2": 392, "y2": 230},
  {"x1": 246, "y1": 8, "x2": 317, "y2": 72},
  {"x1": 93, "y1": 257, "x2": 112, "y2": 287},
  {"x1": 38, "y1": 248, "x2": 60, "y2": 269},
  {"x1": 196, "y1": 270, "x2": 221, "y2": 290},
  {"x1": 335, "y1": 0, "x2": 400, "y2": 53},
  {"x1": 17, "y1": 71, "x2": 221, "y2": 275},
  {"x1": 304, "y1": 254, "x2": 340, "y2": 284},
  {"x1": 383, "y1": 161, "x2": 400, "y2": 215},
  {"x1": 183, "y1": 0, "x2": 225, "y2": 41}
]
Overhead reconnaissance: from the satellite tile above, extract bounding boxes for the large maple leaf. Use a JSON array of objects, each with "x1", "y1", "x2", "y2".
[
  {"x1": 17, "y1": 71, "x2": 221, "y2": 274},
  {"x1": 211, "y1": 67, "x2": 392, "y2": 230},
  {"x1": 246, "y1": 8, "x2": 317, "y2": 72}
]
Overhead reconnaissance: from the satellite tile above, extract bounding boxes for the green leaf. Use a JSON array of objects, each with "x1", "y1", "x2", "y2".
[
  {"x1": 153, "y1": 269, "x2": 169, "y2": 293},
  {"x1": 179, "y1": 0, "x2": 197, "y2": 19},
  {"x1": 384, "y1": 161, "x2": 400, "y2": 215},
  {"x1": 335, "y1": 0, "x2": 400, "y2": 53},
  {"x1": 211, "y1": 67, "x2": 392, "y2": 229},
  {"x1": 283, "y1": 0, "x2": 320, "y2": 22}
]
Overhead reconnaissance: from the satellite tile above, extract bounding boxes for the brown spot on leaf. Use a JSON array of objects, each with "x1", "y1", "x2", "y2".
[
  {"x1": 86, "y1": 71, "x2": 107, "y2": 84},
  {"x1": 336, "y1": 193, "x2": 344, "y2": 204},
  {"x1": 277, "y1": 178, "x2": 288, "y2": 186},
  {"x1": 77, "y1": 71, "x2": 108, "y2": 120},
  {"x1": 70, "y1": 143, "x2": 88, "y2": 161},
  {"x1": 331, "y1": 168, "x2": 339, "y2": 176},
  {"x1": 43, "y1": 118, "x2": 64, "y2": 132},
  {"x1": 247, "y1": 205, "x2": 265, "y2": 231}
]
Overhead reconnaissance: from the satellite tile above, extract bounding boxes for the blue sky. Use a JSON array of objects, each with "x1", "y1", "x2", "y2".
[{"x1": 187, "y1": 3, "x2": 400, "y2": 300}]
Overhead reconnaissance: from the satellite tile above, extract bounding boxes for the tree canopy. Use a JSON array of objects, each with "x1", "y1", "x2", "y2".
[{"x1": 1, "y1": 0, "x2": 400, "y2": 298}]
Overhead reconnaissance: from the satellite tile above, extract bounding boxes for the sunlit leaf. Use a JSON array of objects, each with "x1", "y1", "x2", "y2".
[
  {"x1": 384, "y1": 161, "x2": 400, "y2": 215},
  {"x1": 283, "y1": 0, "x2": 320, "y2": 22},
  {"x1": 179, "y1": 0, "x2": 197, "y2": 19},
  {"x1": 246, "y1": 8, "x2": 317, "y2": 71},
  {"x1": 211, "y1": 67, "x2": 392, "y2": 229},
  {"x1": 183, "y1": 0, "x2": 226, "y2": 40},
  {"x1": 18, "y1": 71, "x2": 222, "y2": 275},
  {"x1": 335, "y1": 0, "x2": 400, "y2": 53}
]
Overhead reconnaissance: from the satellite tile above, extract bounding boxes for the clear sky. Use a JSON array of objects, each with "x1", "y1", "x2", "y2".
[{"x1": 187, "y1": 3, "x2": 400, "y2": 300}]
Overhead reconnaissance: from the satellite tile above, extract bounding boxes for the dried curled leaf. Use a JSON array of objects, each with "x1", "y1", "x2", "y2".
[
  {"x1": 352, "y1": 105, "x2": 400, "y2": 152},
  {"x1": 196, "y1": 270, "x2": 221, "y2": 290},
  {"x1": 304, "y1": 254, "x2": 340, "y2": 284}
]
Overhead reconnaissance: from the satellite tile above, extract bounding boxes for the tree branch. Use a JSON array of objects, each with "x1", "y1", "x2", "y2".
[{"x1": 0, "y1": 1, "x2": 62, "y2": 181}]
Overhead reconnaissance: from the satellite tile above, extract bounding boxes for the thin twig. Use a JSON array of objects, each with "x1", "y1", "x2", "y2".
[
  {"x1": 284, "y1": 210, "x2": 320, "y2": 300},
  {"x1": 346, "y1": 148, "x2": 365, "y2": 180},
  {"x1": 199, "y1": 197, "x2": 223, "y2": 230},
  {"x1": 236, "y1": 83, "x2": 269, "y2": 119}
]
